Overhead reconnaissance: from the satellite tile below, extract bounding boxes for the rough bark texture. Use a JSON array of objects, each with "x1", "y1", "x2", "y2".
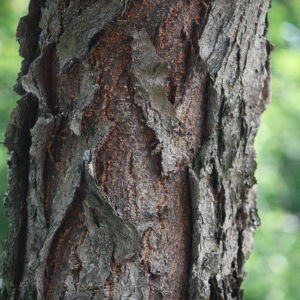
[{"x1": 1, "y1": 0, "x2": 271, "y2": 299}]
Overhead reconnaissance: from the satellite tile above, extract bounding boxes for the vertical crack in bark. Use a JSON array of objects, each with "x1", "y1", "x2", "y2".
[
  {"x1": 209, "y1": 161, "x2": 226, "y2": 244},
  {"x1": 41, "y1": 44, "x2": 59, "y2": 115},
  {"x1": 198, "y1": 75, "x2": 212, "y2": 150},
  {"x1": 209, "y1": 276, "x2": 223, "y2": 300},
  {"x1": 2, "y1": 94, "x2": 39, "y2": 299}
]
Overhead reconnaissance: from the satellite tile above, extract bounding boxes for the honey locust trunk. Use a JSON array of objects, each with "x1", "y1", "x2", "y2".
[{"x1": 1, "y1": 0, "x2": 271, "y2": 299}]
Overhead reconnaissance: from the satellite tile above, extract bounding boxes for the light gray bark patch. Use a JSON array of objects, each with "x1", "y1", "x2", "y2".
[
  {"x1": 128, "y1": 25, "x2": 196, "y2": 174},
  {"x1": 112, "y1": 262, "x2": 149, "y2": 299},
  {"x1": 69, "y1": 61, "x2": 101, "y2": 136},
  {"x1": 21, "y1": 56, "x2": 45, "y2": 101},
  {"x1": 39, "y1": 0, "x2": 62, "y2": 44},
  {"x1": 57, "y1": 0, "x2": 127, "y2": 68},
  {"x1": 188, "y1": 0, "x2": 271, "y2": 298},
  {"x1": 29, "y1": 115, "x2": 56, "y2": 226},
  {"x1": 130, "y1": 27, "x2": 178, "y2": 128},
  {"x1": 188, "y1": 167, "x2": 219, "y2": 299},
  {"x1": 198, "y1": 0, "x2": 237, "y2": 76}
]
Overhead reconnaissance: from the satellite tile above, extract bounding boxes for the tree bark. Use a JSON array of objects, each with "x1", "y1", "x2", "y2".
[{"x1": 1, "y1": 0, "x2": 271, "y2": 299}]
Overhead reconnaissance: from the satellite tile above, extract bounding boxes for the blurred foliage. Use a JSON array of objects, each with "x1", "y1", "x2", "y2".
[
  {"x1": 0, "y1": 0, "x2": 28, "y2": 252},
  {"x1": 0, "y1": 0, "x2": 299, "y2": 298},
  {"x1": 244, "y1": 0, "x2": 300, "y2": 299}
]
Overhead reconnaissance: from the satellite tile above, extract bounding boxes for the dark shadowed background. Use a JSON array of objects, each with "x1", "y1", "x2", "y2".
[{"x1": 0, "y1": 1, "x2": 299, "y2": 298}]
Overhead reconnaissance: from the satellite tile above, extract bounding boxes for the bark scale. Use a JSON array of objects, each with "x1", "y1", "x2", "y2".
[{"x1": 1, "y1": 0, "x2": 271, "y2": 299}]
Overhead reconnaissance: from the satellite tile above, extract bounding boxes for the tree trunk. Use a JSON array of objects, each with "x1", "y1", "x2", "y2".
[{"x1": 1, "y1": 0, "x2": 271, "y2": 299}]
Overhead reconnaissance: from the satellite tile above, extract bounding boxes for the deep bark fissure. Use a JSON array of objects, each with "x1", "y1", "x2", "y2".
[
  {"x1": 41, "y1": 44, "x2": 59, "y2": 115},
  {"x1": 3, "y1": 94, "x2": 39, "y2": 300}
]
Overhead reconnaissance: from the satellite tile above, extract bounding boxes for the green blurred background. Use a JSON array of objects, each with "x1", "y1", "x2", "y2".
[
  {"x1": 0, "y1": 0, "x2": 28, "y2": 252},
  {"x1": 0, "y1": 1, "x2": 299, "y2": 299},
  {"x1": 243, "y1": 1, "x2": 300, "y2": 299}
]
